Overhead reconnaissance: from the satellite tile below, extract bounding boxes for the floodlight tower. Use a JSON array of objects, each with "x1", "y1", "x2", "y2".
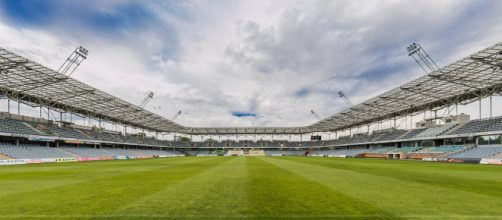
[
  {"x1": 407, "y1": 43, "x2": 439, "y2": 73},
  {"x1": 172, "y1": 110, "x2": 182, "y2": 121},
  {"x1": 139, "y1": 91, "x2": 154, "y2": 109},
  {"x1": 337, "y1": 90, "x2": 353, "y2": 106},
  {"x1": 58, "y1": 46, "x2": 88, "y2": 76},
  {"x1": 310, "y1": 110, "x2": 322, "y2": 120}
]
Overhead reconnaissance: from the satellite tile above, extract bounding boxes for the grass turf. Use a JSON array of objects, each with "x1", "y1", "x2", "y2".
[{"x1": 1, "y1": 157, "x2": 502, "y2": 219}]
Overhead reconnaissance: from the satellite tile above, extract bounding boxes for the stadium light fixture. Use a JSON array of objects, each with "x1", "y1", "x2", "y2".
[{"x1": 58, "y1": 46, "x2": 88, "y2": 77}]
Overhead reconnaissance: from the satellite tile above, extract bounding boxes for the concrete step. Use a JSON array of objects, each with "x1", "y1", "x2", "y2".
[{"x1": 0, "y1": 153, "x2": 13, "y2": 160}]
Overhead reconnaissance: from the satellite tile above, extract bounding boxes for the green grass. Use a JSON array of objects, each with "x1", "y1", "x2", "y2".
[{"x1": 1, "y1": 157, "x2": 502, "y2": 219}]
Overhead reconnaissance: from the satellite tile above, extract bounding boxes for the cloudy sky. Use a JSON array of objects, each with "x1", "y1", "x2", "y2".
[{"x1": 0, "y1": 0, "x2": 501, "y2": 129}]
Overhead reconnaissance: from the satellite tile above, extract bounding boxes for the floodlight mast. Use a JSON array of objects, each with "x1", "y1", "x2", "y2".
[
  {"x1": 407, "y1": 43, "x2": 439, "y2": 73},
  {"x1": 139, "y1": 91, "x2": 154, "y2": 109},
  {"x1": 337, "y1": 90, "x2": 353, "y2": 106},
  {"x1": 310, "y1": 110, "x2": 322, "y2": 120},
  {"x1": 58, "y1": 46, "x2": 88, "y2": 77},
  {"x1": 172, "y1": 110, "x2": 182, "y2": 121}
]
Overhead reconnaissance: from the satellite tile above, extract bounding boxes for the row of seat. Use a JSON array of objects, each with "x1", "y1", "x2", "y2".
[
  {"x1": 450, "y1": 146, "x2": 502, "y2": 159},
  {"x1": 0, "y1": 143, "x2": 71, "y2": 159},
  {"x1": 419, "y1": 145, "x2": 465, "y2": 153},
  {"x1": 0, "y1": 143, "x2": 183, "y2": 159},
  {"x1": 3, "y1": 117, "x2": 502, "y2": 149},
  {"x1": 0, "y1": 119, "x2": 41, "y2": 136},
  {"x1": 450, "y1": 117, "x2": 502, "y2": 135}
]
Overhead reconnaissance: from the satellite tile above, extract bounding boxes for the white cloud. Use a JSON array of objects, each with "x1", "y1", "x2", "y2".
[{"x1": 1, "y1": 0, "x2": 502, "y2": 131}]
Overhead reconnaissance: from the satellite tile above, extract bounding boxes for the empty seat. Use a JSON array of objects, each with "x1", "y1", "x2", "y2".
[{"x1": 450, "y1": 146, "x2": 502, "y2": 159}]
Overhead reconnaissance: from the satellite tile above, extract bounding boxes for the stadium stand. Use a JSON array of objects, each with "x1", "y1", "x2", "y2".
[
  {"x1": 390, "y1": 146, "x2": 422, "y2": 153},
  {"x1": 450, "y1": 146, "x2": 502, "y2": 159},
  {"x1": 83, "y1": 130, "x2": 124, "y2": 143},
  {"x1": 0, "y1": 143, "x2": 73, "y2": 159},
  {"x1": 490, "y1": 152, "x2": 502, "y2": 159},
  {"x1": 349, "y1": 134, "x2": 371, "y2": 144},
  {"x1": 46, "y1": 124, "x2": 91, "y2": 140},
  {"x1": 264, "y1": 150, "x2": 284, "y2": 156},
  {"x1": 407, "y1": 145, "x2": 468, "y2": 159},
  {"x1": 103, "y1": 148, "x2": 179, "y2": 157},
  {"x1": 366, "y1": 147, "x2": 395, "y2": 153},
  {"x1": 1, "y1": 42, "x2": 502, "y2": 165},
  {"x1": 247, "y1": 149, "x2": 265, "y2": 156},
  {"x1": 424, "y1": 145, "x2": 465, "y2": 153},
  {"x1": 399, "y1": 128, "x2": 426, "y2": 139},
  {"x1": 0, "y1": 153, "x2": 11, "y2": 160},
  {"x1": 195, "y1": 150, "x2": 218, "y2": 156},
  {"x1": 0, "y1": 119, "x2": 42, "y2": 136},
  {"x1": 269, "y1": 141, "x2": 287, "y2": 147},
  {"x1": 312, "y1": 148, "x2": 367, "y2": 157},
  {"x1": 226, "y1": 149, "x2": 243, "y2": 156},
  {"x1": 449, "y1": 117, "x2": 502, "y2": 135},
  {"x1": 123, "y1": 135, "x2": 144, "y2": 145},
  {"x1": 415, "y1": 123, "x2": 458, "y2": 138},
  {"x1": 59, "y1": 146, "x2": 113, "y2": 157},
  {"x1": 239, "y1": 140, "x2": 259, "y2": 147},
  {"x1": 372, "y1": 129, "x2": 408, "y2": 141},
  {"x1": 282, "y1": 150, "x2": 305, "y2": 156},
  {"x1": 170, "y1": 141, "x2": 190, "y2": 148}
]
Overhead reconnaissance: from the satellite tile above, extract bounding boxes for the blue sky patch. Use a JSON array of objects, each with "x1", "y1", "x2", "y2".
[
  {"x1": 295, "y1": 88, "x2": 310, "y2": 97},
  {"x1": 232, "y1": 112, "x2": 257, "y2": 118},
  {"x1": 0, "y1": 0, "x2": 156, "y2": 32},
  {"x1": 0, "y1": 0, "x2": 57, "y2": 26}
]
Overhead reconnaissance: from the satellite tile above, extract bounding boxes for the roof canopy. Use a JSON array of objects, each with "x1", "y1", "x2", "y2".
[
  {"x1": 1, "y1": 42, "x2": 501, "y2": 135},
  {"x1": 308, "y1": 42, "x2": 502, "y2": 132},
  {"x1": 0, "y1": 48, "x2": 184, "y2": 132}
]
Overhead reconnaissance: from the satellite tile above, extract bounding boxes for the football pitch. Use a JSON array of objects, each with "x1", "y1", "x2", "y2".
[{"x1": 1, "y1": 157, "x2": 502, "y2": 219}]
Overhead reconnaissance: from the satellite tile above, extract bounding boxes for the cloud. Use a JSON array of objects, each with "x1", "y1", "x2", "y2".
[{"x1": 0, "y1": 0, "x2": 502, "y2": 132}]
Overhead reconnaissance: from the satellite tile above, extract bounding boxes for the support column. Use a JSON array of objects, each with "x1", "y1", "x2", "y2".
[
  {"x1": 490, "y1": 96, "x2": 493, "y2": 118},
  {"x1": 479, "y1": 97, "x2": 482, "y2": 119},
  {"x1": 410, "y1": 115, "x2": 413, "y2": 129}
]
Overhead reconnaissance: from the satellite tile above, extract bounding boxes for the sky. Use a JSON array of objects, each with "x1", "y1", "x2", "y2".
[{"x1": 0, "y1": 0, "x2": 501, "y2": 130}]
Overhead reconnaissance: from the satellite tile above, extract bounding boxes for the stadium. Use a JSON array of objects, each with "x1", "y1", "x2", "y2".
[{"x1": 1, "y1": 1, "x2": 502, "y2": 219}]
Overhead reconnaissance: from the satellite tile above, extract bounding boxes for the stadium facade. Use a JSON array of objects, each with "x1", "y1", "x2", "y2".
[{"x1": 1, "y1": 42, "x2": 502, "y2": 165}]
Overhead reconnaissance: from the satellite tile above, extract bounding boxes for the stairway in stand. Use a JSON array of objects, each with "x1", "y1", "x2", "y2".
[
  {"x1": 0, "y1": 153, "x2": 13, "y2": 160},
  {"x1": 489, "y1": 152, "x2": 502, "y2": 159}
]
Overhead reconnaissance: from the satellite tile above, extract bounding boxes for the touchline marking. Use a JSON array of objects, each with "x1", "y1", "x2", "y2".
[{"x1": 1, "y1": 214, "x2": 502, "y2": 218}]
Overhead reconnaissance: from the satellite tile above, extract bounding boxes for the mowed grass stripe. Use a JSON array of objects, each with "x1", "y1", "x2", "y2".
[
  {"x1": 0, "y1": 157, "x2": 225, "y2": 216},
  {"x1": 1, "y1": 157, "x2": 502, "y2": 219},
  {"x1": 284, "y1": 157, "x2": 502, "y2": 198},
  {"x1": 115, "y1": 157, "x2": 251, "y2": 217},
  {"x1": 266, "y1": 157, "x2": 502, "y2": 218},
  {"x1": 0, "y1": 157, "x2": 201, "y2": 198},
  {"x1": 246, "y1": 157, "x2": 397, "y2": 219}
]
